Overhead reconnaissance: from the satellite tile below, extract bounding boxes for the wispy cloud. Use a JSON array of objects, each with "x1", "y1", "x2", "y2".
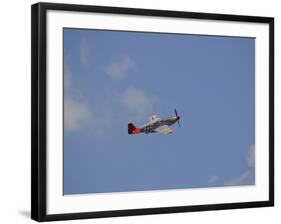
[
  {"x1": 64, "y1": 63, "x2": 72, "y2": 92},
  {"x1": 247, "y1": 143, "x2": 255, "y2": 168},
  {"x1": 119, "y1": 87, "x2": 159, "y2": 122},
  {"x1": 64, "y1": 61, "x2": 93, "y2": 132},
  {"x1": 208, "y1": 175, "x2": 218, "y2": 184},
  {"x1": 80, "y1": 38, "x2": 92, "y2": 66},
  {"x1": 224, "y1": 144, "x2": 255, "y2": 186},
  {"x1": 102, "y1": 55, "x2": 136, "y2": 80},
  {"x1": 64, "y1": 51, "x2": 158, "y2": 134},
  {"x1": 64, "y1": 98, "x2": 92, "y2": 131}
]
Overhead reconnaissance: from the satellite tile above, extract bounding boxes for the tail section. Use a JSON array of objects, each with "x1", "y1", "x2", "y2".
[{"x1": 128, "y1": 123, "x2": 141, "y2": 134}]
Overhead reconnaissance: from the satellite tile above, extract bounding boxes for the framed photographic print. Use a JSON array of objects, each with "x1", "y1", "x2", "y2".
[{"x1": 31, "y1": 2, "x2": 274, "y2": 222}]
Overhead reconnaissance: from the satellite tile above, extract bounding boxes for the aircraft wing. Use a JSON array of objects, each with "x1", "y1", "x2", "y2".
[{"x1": 155, "y1": 125, "x2": 173, "y2": 135}]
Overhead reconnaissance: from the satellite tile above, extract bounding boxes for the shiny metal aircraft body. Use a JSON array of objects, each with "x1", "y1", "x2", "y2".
[{"x1": 128, "y1": 109, "x2": 181, "y2": 135}]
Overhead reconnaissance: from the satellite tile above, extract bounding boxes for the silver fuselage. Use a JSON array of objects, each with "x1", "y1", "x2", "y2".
[{"x1": 141, "y1": 116, "x2": 178, "y2": 134}]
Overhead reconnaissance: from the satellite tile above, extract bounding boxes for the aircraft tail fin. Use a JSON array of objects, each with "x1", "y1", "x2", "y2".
[{"x1": 128, "y1": 123, "x2": 141, "y2": 134}]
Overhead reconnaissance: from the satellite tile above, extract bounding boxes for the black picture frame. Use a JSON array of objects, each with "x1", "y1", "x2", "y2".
[{"x1": 31, "y1": 2, "x2": 274, "y2": 222}]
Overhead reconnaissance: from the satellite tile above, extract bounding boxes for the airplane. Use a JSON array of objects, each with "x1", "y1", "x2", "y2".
[{"x1": 128, "y1": 109, "x2": 181, "y2": 135}]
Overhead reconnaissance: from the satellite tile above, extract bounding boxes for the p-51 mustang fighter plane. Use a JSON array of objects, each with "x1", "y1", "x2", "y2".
[{"x1": 128, "y1": 109, "x2": 181, "y2": 135}]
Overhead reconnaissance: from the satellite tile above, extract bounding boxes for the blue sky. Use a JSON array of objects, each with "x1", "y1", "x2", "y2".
[{"x1": 63, "y1": 28, "x2": 255, "y2": 195}]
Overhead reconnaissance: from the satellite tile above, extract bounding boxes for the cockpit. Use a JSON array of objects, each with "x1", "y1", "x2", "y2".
[{"x1": 149, "y1": 114, "x2": 161, "y2": 123}]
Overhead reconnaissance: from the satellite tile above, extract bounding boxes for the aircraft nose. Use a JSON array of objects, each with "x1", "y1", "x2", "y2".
[{"x1": 176, "y1": 115, "x2": 180, "y2": 120}]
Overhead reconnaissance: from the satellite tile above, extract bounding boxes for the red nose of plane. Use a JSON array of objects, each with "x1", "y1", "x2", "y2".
[{"x1": 176, "y1": 115, "x2": 180, "y2": 120}]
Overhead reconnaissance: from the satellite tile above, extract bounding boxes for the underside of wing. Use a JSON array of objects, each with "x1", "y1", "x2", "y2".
[{"x1": 155, "y1": 125, "x2": 173, "y2": 135}]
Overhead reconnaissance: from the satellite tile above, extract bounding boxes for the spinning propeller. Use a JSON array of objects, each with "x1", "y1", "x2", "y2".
[{"x1": 174, "y1": 109, "x2": 181, "y2": 127}]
